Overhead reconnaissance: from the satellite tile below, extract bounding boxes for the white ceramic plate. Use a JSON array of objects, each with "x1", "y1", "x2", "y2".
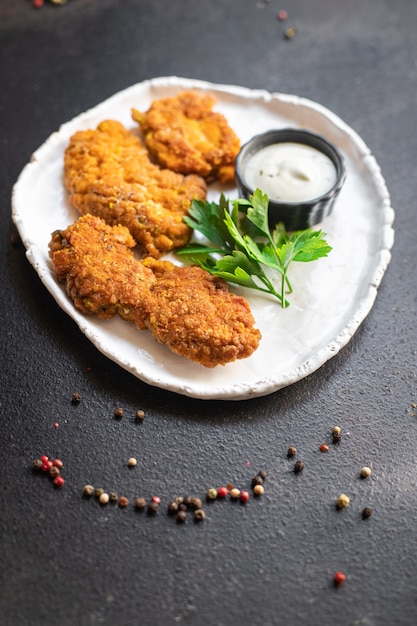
[{"x1": 11, "y1": 77, "x2": 394, "y2": 400}]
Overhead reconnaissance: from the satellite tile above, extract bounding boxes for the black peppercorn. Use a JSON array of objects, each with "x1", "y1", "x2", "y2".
[
  {"x1": 251, "y1": 474, "x2": 264, "y2": 487},
  {"x1": 168, "y1": 501, "x2": 179, "y2": 514},
  {"x1": 135, "y1": 497, "x2": 146, "y2": 510},
  {"x1": 287, "y1": 446, "x2": 297, "y2": 458},
  {"x1": 71, "y1": 392, "x2": 81, "y2": 404},
  {"x1": 176, "y1": 510, "x2": 187, "y2": 523},
  {"x1": 362, "y1": 507, "x2": 372, "y2": 519},
  {"x1": 294, "y1": 460, "x2": 304, "y2": 473}
]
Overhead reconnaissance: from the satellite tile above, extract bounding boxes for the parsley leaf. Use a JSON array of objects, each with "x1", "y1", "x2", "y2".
[{"x1": 177, "y1": 189, "x2": 332, "y2": 308}]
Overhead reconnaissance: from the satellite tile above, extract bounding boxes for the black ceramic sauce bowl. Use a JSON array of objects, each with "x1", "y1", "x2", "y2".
[{"x1": 235, "y1": 128, "x2": 346, "y2": 231}]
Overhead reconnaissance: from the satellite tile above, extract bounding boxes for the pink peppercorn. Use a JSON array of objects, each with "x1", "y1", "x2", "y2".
[
  {"x1": 239, "y1": 490, "x2": 250, "y2": 503},
  {"x1": 33, "y1": 0, "x2": 45, "y2": 7},
  {"x1": 278, "y1": 9, "x2": 288, "y2": 21},
  {"x1": 151, "y1": 495, "x2": 161, "y2": 505},
  {"x1": 320, "y1": 444, "x2": 329, "y2": 453},
  {"x1": 334, "y1": 571, "x2": 346, "y2": 586},
  {"x1": 217, "y1": 486, "x2": 228, "y2": 498},
  {"x1": 41, "y1": 460, "x2": 53, "y2": 472},
  {"x1": 40, "y1": 455, "x2": 49, "y2": 463},
  {"x1": 53, "y1": 458, "x2": 63, "y2": 469},
  {"x1": 53, "y1": 476, "x2": 65, "y2": 488}
]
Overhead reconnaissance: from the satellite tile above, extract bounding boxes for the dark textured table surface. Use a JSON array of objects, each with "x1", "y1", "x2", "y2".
[{"x1": 1, "y1": 1, "x2": 416, "y2": 625}]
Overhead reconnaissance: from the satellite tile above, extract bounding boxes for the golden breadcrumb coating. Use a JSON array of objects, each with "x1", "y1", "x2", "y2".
[
  {"x1": 49, "y1": 215, "x2": 261, "y2": 367},
  {"x1": 49, "y1": 214, "x2": 155, "y2": 329},
  {"x1": 64, "y1": 120, "x2": 207, "y2": 259},
  {"x1": 143, "y1": 258, "x2": 261, "y2": 368},
  {"x1": 132, "y1": 91, "x2": 240, "y2": 183}
]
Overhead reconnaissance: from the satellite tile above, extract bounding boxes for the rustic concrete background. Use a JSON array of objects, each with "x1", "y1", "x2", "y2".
[{"x1": 1, "y1": 1, "x2": 416, "y2": 624}]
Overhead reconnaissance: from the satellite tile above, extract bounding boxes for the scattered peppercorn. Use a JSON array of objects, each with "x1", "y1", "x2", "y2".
[
  {"x1": 362, "y1": 507, "x2": 372, "y2": 519},
  {"x1": 287, "y1": 446, "x2": 297, "y2": 458},
  {"x1": 294, "y1": 460, "x2": 304, "y2": 474},
  {"x1": 191, "y1": 497, "x2": 203, "y2": 510},
  {"x1": 127, "y1": 457, "x2": 137, "y2": 467},
  {"x1": 194, "y1": 509, "x2": 206, "y2": 522},
  {"x1": 217, "y1": 486, "x2": 228, "y2": 499},
  {"x1": 40, "y1": 455, "x2": 49, "y2": 463},
  {"x1": 230, "y1": 488, "x2": 241, "y2": 499},
  {"x1": 336, "y1": 493, "x2": 350, "y2": 509},
  {"x1": 53, "y1": 476, "x2": 65, "y2": 488},
  {"x1": 239, "y1": 490, "x2": 250, "y2": 503},
  {"x1": 332, "y1": 426, "x2": 342, "y2": 444},
  {"x1": 360, "y1": 466, "x2": 372, "y2": 479},
  {"x1": 176, "y1": 510, "x2": 187, "y2": 523},
  {"x1": 253, "y1": 484, "x2": 265, "y2": 496},
  {"x1": 99, "y1": 493, "x2": 110, "y2": 505},
  {"x1": 151, "y1": 495, "x2": 161, "y2": 505},
  {"x1": 258, "y1": 469, "x2": 268, "y2": 480},
  {"x1": 71, "y1": 392, "x2": 81, "y2": 404},
  {"x1": 135, "y1": 497, "x2": 147, "y2": 510},
  {"x1": 206, "y1": 488, "x2": 218, "y2": 500},
  {"x1": 284, "y1": 26, "x2": 296, "y2": 39},
  {"x1": 94, "y1": 488, "x2": 104, "y2": 499},
  {"x1": 277, "y1": 9, "x2": 288, "y2": 20},
  {"x1": 251, "y1": 474, "x2": 264, "y2": 487},
  {"x1": 118, "y1": 496, "x2": 129, "y2": 508},
  {"x1": 135, "y1": 409, "x2": 145, "y2": 421},
  {"x1": 320, "y1": 444, "x2": 329, "y2": 453},
  {"x1": 334, "y1": 571, "x2": 346, "y2": 587},
  {"x1": 147, "y1": 501, "x2": 159, "y2": 515},
  {"x1": 109, "y1": 491, "x2": 118, "y2": 502},
  {"x1": 114, "y1": 407, "x2": 124, "y2": 419},
  {"x1": 32, "y1": 459, "x2": 43, "y2": 471},
  {"x1": 49, "y1": 466, "x2": 60, "y2": 478},
  {"x1": 83, "y1": 484, "x2": 94, "y2": 497},
  {"x1": 53, "y1": 458, "x2": 63, "y2": 469},
  {"x1": 41, "y1": 460, "x2": 53, "y2": 472},
  {"x1": 168, "y1": 501, "x2": 179, "y2": 514}
]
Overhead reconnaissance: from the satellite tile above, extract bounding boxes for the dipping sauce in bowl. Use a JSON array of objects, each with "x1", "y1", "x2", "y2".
[{"x1": 235, "y1": 129, "x2": 346, "y2": 231}]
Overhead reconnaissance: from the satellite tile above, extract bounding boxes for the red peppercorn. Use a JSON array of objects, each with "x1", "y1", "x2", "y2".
[
  {"x1": 320, "y1": 444, "x2": 329, "y2": 453},
  {"x1": 217, "y1": 486, "x2": 228, "y2": 498},
  {"x1": 277, "y1": 9, "x2": 288, "y2": 21},
  {"x1": 53, "y1": 476, "x2": 65, "y2": 488},
  {"x1": 40, "y1": 455, "x2": 49, "y2": 463},
  {"x1": 151, "y1": 495, "x2": 161, "y2": 505},
  {"x1": 334, "y1": 571, "x2": 346, "y2": 586},
  {"x1": 41, "y1": 460, "x2": 53, "y2": 472},
  {"x1": 53, "y1": 458, "x2": 63, "y2": 469},
  {"x1": 239, "y1": 490, "x2": 250, "y2": 503},
  {"x1": 33, "y1": 0, "x2": 45, "y2": 7}
]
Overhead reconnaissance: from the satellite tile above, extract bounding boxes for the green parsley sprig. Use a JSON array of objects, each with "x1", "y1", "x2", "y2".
[{"x1": 176, "y1": 189, "x2": 332, "y2": 308}]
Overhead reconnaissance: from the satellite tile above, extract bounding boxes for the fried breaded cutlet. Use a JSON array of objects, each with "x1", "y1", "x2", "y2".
[
  {"x1": 143, "y1": 258, "x2": 261, "y2": 368},
  {"x1": 49, "y1": 214, "x2": 156, "y2": 329},
  {"x1": 132, "y1": 91, "x2": 241, "y2": 184},
  {"x1": 49, "y1": 214, "x2": 261, "y2": 367},
  {"x1": 64, "y1": 120, "x2": 207, "y2": 259}
]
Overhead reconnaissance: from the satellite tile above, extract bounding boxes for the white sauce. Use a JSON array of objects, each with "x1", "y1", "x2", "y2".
[{"x1": 244, "y1": 142, "x2": 337, "y2": 202}]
